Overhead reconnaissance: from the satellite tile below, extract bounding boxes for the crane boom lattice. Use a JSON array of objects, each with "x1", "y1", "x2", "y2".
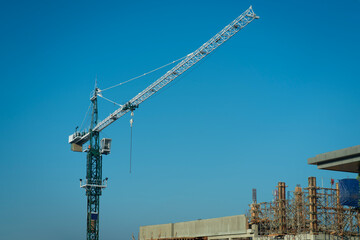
[{"x1": 69, "y1": 6, "x2": 258, "y2": 147}]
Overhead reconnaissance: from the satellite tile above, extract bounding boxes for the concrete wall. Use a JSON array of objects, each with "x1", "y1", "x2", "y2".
[
  {"x1": 139, "y1": 215, "x2": 247, "y2": 240},
  {"x1": 139, "y1": 223, "x2": 173, "y2": 240},
  {"x1": 254, "y1": 233, "x2": 360, "y2": 240}
]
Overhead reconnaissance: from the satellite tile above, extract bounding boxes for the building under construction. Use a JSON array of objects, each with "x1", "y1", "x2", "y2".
[
  {"x1": 140, "y1": 176, "x2": 360, "y2": 240},
  {"x1": 249, "y1": 177, "x2": 360, "y2": 239},
  {"x1": 140, "y1": 143, "x2": 360, "y2": 240}
]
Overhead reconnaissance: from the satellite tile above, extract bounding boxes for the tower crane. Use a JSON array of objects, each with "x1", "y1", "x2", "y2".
[{"x1": 69, "y1": 6, "x2": 259, "y2": 240}]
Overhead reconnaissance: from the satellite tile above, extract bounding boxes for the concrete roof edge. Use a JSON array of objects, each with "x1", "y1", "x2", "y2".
[{"x1": 308, "y1": 144, "x2": 360, "y2": 164}]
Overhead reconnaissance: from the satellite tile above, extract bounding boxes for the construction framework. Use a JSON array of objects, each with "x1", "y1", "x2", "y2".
[{"x1": 249, "y1": 177, "x2": 360, "y2": 238}]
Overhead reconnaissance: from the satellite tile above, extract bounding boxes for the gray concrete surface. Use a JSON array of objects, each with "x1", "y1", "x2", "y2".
[
  {"x1": 139, "y1": 215, "x2": 248, "y2": 240},
  {"x1": 308, "y1": 145, "x2": 360, "y2": 173},
  {"x1": 254, "y1": 234, "x2": 359, "y2": 240}
]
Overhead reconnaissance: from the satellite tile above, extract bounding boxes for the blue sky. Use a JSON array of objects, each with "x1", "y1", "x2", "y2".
[{"x1": 1, "y1": 0, "x2": 360, "y2": 239}]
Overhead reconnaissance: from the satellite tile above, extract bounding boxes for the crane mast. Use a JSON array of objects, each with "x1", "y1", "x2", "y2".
[
  {"x1": 84, "y1": 89, "x2": 103, "y2": 240},
  {"x1": 69, "y1": 6, "x2": 258, "y2": 240}
]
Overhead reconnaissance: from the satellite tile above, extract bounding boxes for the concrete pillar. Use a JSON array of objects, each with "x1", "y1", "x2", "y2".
[
  {"x1": 278, "y1": 182, "x2": 286, "y2": 234},
  {"x1": 295, "y1": 186, "x2": 304, "y2": 232},
  {"x1": 308, "y1": 177, "x2": 318, "y2": 234},
  {"x1": 336, "y1": 182, "x2": 344, "y2": 235}
]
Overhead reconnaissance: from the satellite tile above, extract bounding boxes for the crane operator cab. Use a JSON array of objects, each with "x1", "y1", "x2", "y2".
[{"x1": 100, "y1": 138, "x2": 112, "y2": 155}]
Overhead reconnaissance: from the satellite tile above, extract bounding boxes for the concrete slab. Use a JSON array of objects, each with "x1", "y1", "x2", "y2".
[{"x1": 308, "y1": 145, "x2": 360, "y2": 173}]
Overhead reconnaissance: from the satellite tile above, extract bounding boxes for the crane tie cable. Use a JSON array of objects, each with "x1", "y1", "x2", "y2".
[
  {"x1": 100, "y1": 55, "x2": 188, "y2": 92},
  {"x1": 97, "y1": 94, "x2": 123, "y2": 107},
  {"x1": 79, "y1": 102, "x2": 92, "y2": 131}
]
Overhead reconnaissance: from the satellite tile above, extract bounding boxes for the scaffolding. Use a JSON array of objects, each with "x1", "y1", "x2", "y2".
[{"x1": 249, "y1": 177, "x2": 360, "y2": 238}]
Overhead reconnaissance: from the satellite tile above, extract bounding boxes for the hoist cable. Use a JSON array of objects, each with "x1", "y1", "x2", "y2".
[
  {"x1": 129, "y1": 112, "x2": 134, "y2": 174},
  {"x1": 129, "y1": 124, "x2": 133, "y2": 174}
]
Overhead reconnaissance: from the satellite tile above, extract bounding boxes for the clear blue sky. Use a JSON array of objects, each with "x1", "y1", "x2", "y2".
[{"x1": 1, "y1": 0, "x2": 359, "y2": 239}]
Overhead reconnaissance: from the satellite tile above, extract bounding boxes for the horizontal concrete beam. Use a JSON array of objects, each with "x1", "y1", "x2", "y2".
[{"x1": 308, "y1": 145, "x2": 360, "y2": 173}]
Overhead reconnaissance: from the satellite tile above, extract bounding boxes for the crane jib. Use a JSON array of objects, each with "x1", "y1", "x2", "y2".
[{"x1": 68, "y1": 6, "x2": 258, "y2": 147}]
